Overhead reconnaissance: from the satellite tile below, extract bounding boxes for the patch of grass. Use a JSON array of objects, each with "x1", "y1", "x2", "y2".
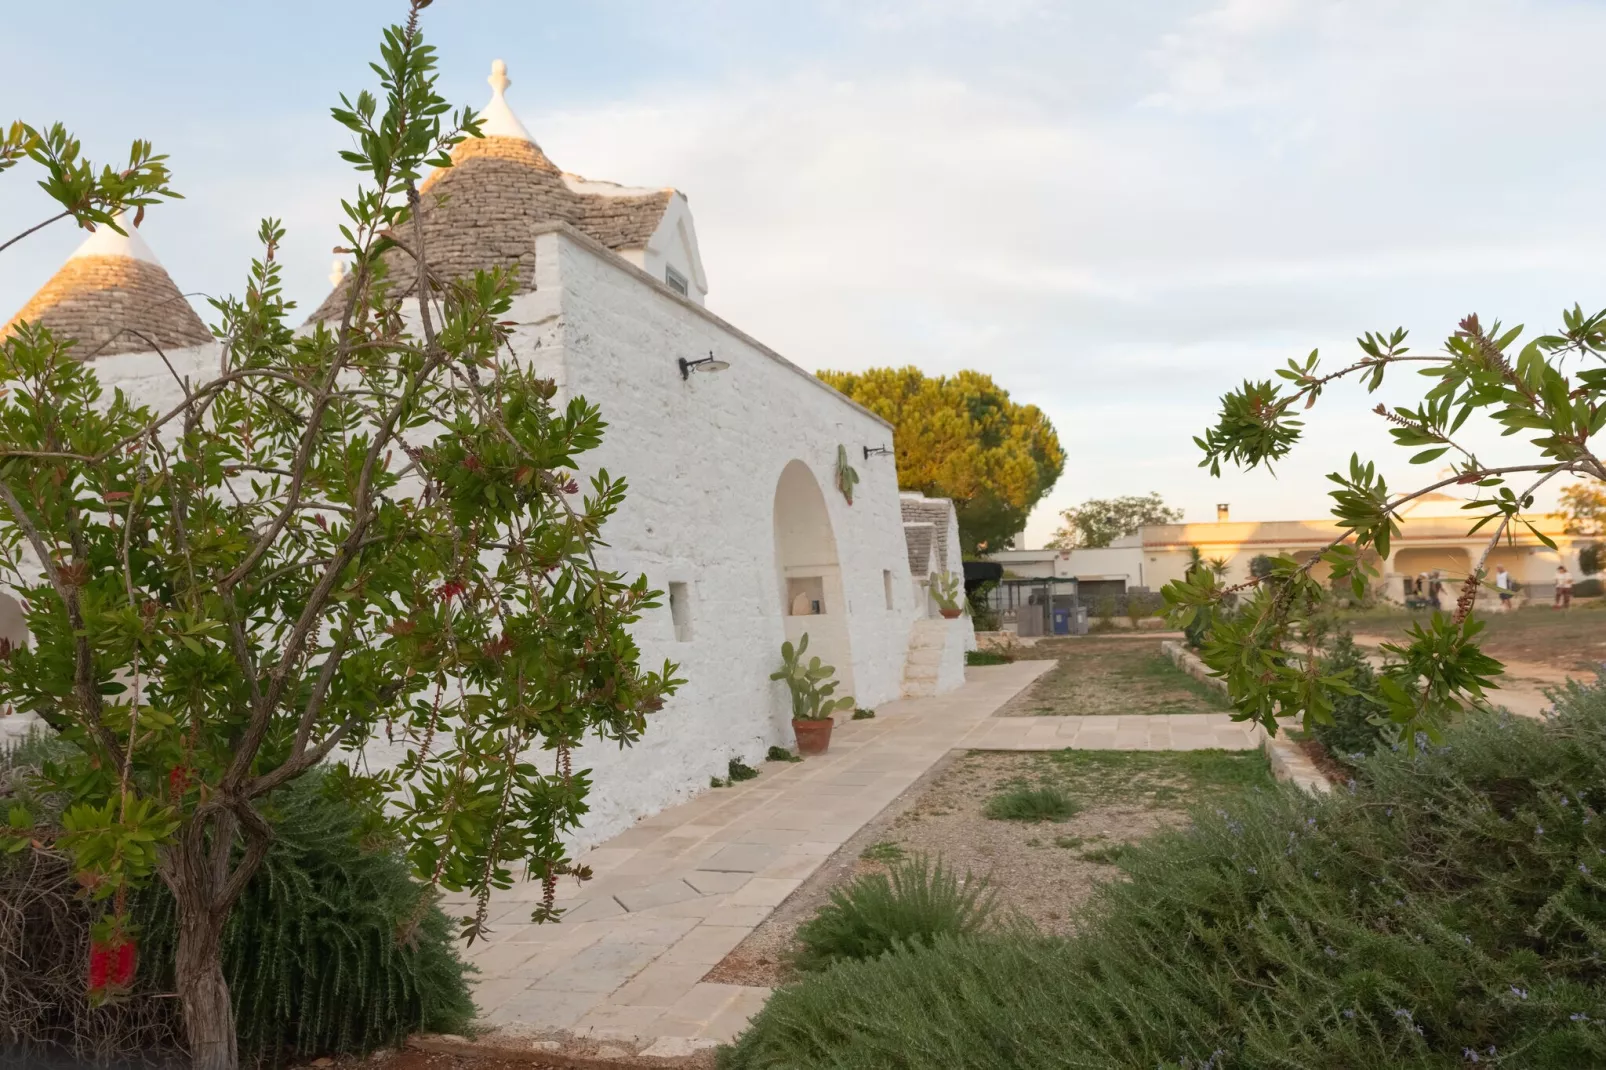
[
  {"x1": 1037, "y1": 748, "x2": 1273, "y2": 805},
  {"x1": 860, "y1": 841, "x2": 906, "y2": 864},
  {"x1": 791, "y1": 855, "x2": 995, "y2": 972},
  {"x1": 1121, "y1": 653, "x2": 1232, "y2": 710},
  {"x1": 1009, "y1": 639, "x2": 1235, "y2": 716},
  {"x1": 710, "y1": 776, "x2": 728, "y2": 788},
  {"x1": 966, "y1": 650, "x2": 1014, "y2": 666},
  {"x1": 766, "y1": 746, "x2": 802, "y2": 763},
  {"x1": 1052, "y1": 835, "x2": 1087, "y2": 850},
  {"x1": 983, "y1": 784, "x2": 1079, "y2": 823},
  {"x1": 728, "y1": 758, "x2": 760, "y2": 782},
  {"x1": 1078, "y1": 841, "x2": 1133, "y2": 865},
  {"x1": 852, "y1": 707, "x2": 876, "y2": 719}
]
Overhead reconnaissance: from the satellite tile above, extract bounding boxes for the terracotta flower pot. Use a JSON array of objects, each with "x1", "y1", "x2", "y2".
[
  {"x1": 939, "y1": 608, "x2": 963, "y2": 619},
  {"x1": 792, "y1": 717, "x2": 834, "y2": 756}
]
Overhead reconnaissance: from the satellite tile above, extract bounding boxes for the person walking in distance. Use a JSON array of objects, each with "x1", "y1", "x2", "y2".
[
  {"x1": 1428, "y1": 570, "x2": 1443, "y2": 611},
  {"x1": 1555, "y1": 565, "x2": 1573, "y2": 610},
  {"x1": 1494, "y1": 565, "x2": 1514, "y2": 612}
]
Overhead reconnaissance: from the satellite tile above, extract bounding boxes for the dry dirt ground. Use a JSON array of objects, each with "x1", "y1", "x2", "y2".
[
  {"x1": 363, "y1": 1039, "x2": 715, "y2": 1070},
  {"x1": 705, "y1": 745, "x2": 1273, "y2": 988},
  {"x1": 996, "y1": 637, "x2": 1232, "y2": 717},
  {"x1": 1341, "y1": 602, "x2": 1606, "y2": 673}
]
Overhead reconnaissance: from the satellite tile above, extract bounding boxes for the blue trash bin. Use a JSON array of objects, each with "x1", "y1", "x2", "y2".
[{"x1": 1052, "y1": 607, "x2": 1071, "y2": 635}]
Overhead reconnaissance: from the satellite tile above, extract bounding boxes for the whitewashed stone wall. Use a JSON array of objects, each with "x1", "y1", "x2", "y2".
[{"x1": 527, "y1": 226, "x2": 928, "y2": 850}]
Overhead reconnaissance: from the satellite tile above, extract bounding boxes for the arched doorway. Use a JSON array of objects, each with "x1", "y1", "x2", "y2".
[
  {"x1": 772, "y1": 460, "x2": 856, "y2": 699},
  {"x1": 1391, "y1": 546, "x2": 1472, "y2": 603}
]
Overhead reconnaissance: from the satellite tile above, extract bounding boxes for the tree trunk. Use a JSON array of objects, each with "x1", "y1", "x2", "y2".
[
  {"x1": 173, "y1": 887, "x2": 236, "y2": 1070},
  {"x1": 165, "y1": 822, "x2": 240, "y2": 1070}
]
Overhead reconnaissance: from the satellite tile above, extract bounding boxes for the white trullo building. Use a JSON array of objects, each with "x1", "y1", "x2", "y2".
[{"x1": 1, "y1": 61, "x2": 972, "y2": 849}]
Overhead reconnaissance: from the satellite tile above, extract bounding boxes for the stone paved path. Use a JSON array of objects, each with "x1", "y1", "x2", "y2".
[
  {"x1": 450, "y1": 660, "x2": 1054, "y2": 1056},
  {"x1": 961, "y1": 711, "x2": 1262, "y2": 751}
]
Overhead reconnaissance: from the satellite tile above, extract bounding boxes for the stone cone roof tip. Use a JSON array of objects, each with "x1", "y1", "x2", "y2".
[
  {"x1": 307, "y1": 58, "x2": 675, "y2": 323},
  {"x1": 3, "y1": 211, "x2": 211, "y2": 359}
]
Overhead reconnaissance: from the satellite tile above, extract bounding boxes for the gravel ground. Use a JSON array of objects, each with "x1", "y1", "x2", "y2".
[{"x1": 706, "y1": 747, "x2": 1272, "y2": 988}]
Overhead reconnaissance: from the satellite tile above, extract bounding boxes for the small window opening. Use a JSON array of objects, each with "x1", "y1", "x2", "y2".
[
  {"x1": 883, "y1": 570, "x2": 894, "y2": 610},
  {"x1": 665, "y1": 265, "x2": 689, "y2": 296},
  {"x1": 786, "y1": 576, "x2": 826, "y2": 616},
  {"x1": 669, "y1": 582, "x2": 692, "y2": 641}
]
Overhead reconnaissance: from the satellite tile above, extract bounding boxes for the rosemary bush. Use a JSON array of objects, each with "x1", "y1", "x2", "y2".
[{"x1": 723, "y1": 679, "x2": 1606, "y2": 1069}]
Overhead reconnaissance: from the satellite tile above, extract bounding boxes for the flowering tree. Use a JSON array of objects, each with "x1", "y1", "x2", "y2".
[
  {"x1": 1164, "y1": 312, "x2": 1606, "y2": 741},
  {"x1": 0, "y1": 6, "x2": 680, "y2": 1069}
]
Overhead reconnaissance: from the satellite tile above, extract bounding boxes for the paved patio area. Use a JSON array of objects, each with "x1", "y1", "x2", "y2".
[{"x1": 450, "y1": 659, "x2": 1055, "y2": 1055}]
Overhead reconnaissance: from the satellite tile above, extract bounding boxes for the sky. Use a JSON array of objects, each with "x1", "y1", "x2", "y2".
[{"x1": 4, "y1": 0, "x2": 1605, "y2": 548}]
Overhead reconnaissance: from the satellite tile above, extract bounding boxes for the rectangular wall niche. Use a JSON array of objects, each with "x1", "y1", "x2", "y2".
[
  {"x1": 669, "y1": 581, "x2": 693, "y2": 641},
  {"x1": 882, "y1": 570, "x2": 894, "y2": 610},
  {"x1": 786, "y1": 576, "x2": 826, "y2": 616}
]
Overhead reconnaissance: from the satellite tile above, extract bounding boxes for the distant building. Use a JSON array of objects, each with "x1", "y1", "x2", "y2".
[{"x1": 989, "y1": 495, "x2": 1587, "y2": 609}]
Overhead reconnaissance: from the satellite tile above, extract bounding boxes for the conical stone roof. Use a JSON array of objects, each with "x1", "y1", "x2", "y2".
[
  {"x1": 308, "y1": 60, "x2": 674, "y2": 323},
  {"x1": 3, "y1": 214, "x2": 211, "y2": 358}
]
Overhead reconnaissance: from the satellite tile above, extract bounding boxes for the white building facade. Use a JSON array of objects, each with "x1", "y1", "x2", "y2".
[{"x1": 1, "y1": 62, "x2": 972, "y2": 850}]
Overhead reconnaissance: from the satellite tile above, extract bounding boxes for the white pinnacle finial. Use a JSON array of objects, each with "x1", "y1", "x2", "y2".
[
  {"x1": 68, "y1": 209, "x2": 161, "y2": 265},
  {"x1": 329, "y1": 259, "x2": 347, "y2": 288},
  {"x1": 479, "y1": 58, "x2": 534, "y2": 142}
]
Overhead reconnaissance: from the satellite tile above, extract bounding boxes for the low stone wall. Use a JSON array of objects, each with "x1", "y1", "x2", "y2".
[{"x1": 1160, "y1": 641, "x2": 1331, "y2": 794}]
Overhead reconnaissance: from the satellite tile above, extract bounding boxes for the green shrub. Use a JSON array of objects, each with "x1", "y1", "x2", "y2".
[
  {"x1": 968, "y1": 581, "x2": 1001, "y2": 631},
  {"x1": 1310, "y1": 631, "x2": 1387, "y2": 767},
  {"x1": 982, "y1": 785, "x2": 1078, "y2": 822},
  {"x1": 852, "y1": 707, "x2": 876, "y2": 720},
  {"x1": 1574, "y1": 577, "x2": 1603, "y2": 598},
  {"x1": 728, "y1": 759, "x2": 760, "y2": 782},
  {"x1": 1093, "y1": 595, "x2": 1117, "y2": 625},
  {"x1": 0, "y1": 760, "x2": 473, "y2": 1067},
  {"x1": 722, "y1": 679, "x2": 1606, "y2": 1069},
  {"x1": 766, "y1": 746, "x2": 802, "y2": 763},
  {"x1": 966, "y1": 650, "x2": 1013, "y2": 666},
  {"x1": 1579, "y1": 544, "x2": 1601, "y2": 577},
  {"x1": 792, "y1": 855, "x2": 995, "y2": 973}
]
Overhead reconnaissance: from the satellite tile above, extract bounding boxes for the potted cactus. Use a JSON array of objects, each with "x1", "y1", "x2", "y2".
[
  {"x1": 932, "y1": 571, "x2": 965, "y2": 619},
  {"x1": 771, "y1": 633, "x2": 856, "y2": 755}
]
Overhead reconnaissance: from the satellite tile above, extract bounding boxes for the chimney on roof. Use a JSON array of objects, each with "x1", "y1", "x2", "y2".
[{"x1": 1216, "y1": 503, "x2": 1230, "y2": 523}]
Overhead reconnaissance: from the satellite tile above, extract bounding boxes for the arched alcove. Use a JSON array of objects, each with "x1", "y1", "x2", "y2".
[
  {"x1": 0, "y1": 592, "x2": 27, "y2": 654},
  {"x1": 1393, "y1": 546, "x2": 1471, "y2": 581},
  {"x1": 772, "y1": 460, "x2": 856, "y2": 700}
]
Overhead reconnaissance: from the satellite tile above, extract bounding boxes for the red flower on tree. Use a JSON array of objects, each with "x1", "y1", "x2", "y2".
[{"x1": 88, "y1": 933, "x2": 137, "y2": 996}]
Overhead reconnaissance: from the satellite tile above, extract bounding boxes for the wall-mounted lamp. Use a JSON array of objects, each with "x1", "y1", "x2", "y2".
[
  {"x1": 863, "y1": 445, "x2": 893, "y2": 459},
  {"x1": 678, "y1": 351, "x2": 730, "y2": 381}
]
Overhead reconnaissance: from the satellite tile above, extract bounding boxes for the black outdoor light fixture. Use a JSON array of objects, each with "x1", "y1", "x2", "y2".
[
  {"x1": 863, "y1": 445, "x2": 893, "y2": 459},
  {"x1": 678, "y1": 351, "x2": 730, "y2": 380}
]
